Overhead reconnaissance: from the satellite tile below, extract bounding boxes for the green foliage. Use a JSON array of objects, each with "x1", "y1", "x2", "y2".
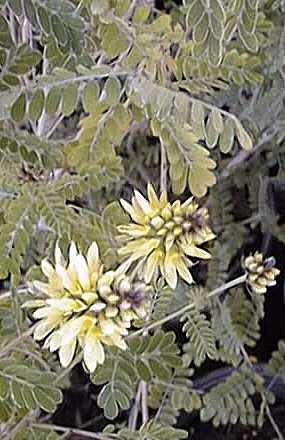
[
  {"x1": 200, "y1": 365, "x2": 265, "y2": 426},
  {"x1": 185, "y1": 0, "x2": 225, "y2": 66},
  {"x1": 182, "y1": 309, "x2": 217, "y2": 366},
  {"x1": 227, "y1": 0, "x2": 261, "y2": 53},
  {"x1": 0, "y1": 39, "x2": 42, "y2": 92},
  {"x1": 92, "y1": 347, "x2": 137, "y2": 420},
  {"x1": 0, "y1": 0, "x2": 283, "y2": 437},
  {"x1": 131, "y1": 77, "x2": 252, "y2": 196},
  {"x1": 92, "y1": 331, "x2": 181, "y2": 419},
  {"x1": 266, "y1": 340, "x2": 285, "y2": 382},
  {"x1": 151, "y1": 117, "x2": 217, "y2": 197},
  {"x1": 0, "y1": 359, "x2": 62, "y2": 413},
  {"x1": 212, "y1": 289, "x2": 264, "y2": 362},
  {"x1": 15, "y1": 428, "x2": 60, "y2": 440},
  {"x1": 149, "y1": 366, "x2": 202, "y2": 426},
  {"x1": 207, "y1": 179, "x2": 247, "y2": 289},
  {"x1": 182, "y1": 49, "x2": 263, "y2": 88},
  {"x1": 119, "y1": 422, "x2": 188, "y2": 440}
]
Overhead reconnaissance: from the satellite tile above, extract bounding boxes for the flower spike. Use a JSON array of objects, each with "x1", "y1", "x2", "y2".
[
  {"x1": 118, "y1": 184, "x2": 215, "y2": 289},
  {"x1": 25, "y1": 241, "x2": 151, "y2": 373}
]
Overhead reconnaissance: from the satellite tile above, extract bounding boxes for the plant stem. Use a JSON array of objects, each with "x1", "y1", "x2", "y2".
[
  {"x1": 129, "y1": 274, "x2": 247, "y2": 339},
  {"x1": 220, "y1": 127, "x2": 279, "y2": 178},
  {"x1": 265, "y1": 405, "x2": 284, "y2": 440},
  {"x1": 128, "y1": 382, "x2": 142, "y2": 430},
  {"x1": 7, "y1": 410, "x2": 39, "y2": 440},
  {"x1": 240, "y1": 346, "x2": 284, "y2": 440},
  {"x1": 141, "y1": 381, "x2": 149, "y2": 425},
  {"x1": 0, "y1": 286, "x2": 28, "y2": 301},
  {"x1": 160, "y1": 142, "x2": 167, "y2": 193},
  {"x1": 0, "y1": 324, "x2": 36, "y2": 358},
  {"x1": 31, "y1": 423, "x2": 118, "y2": 440}
]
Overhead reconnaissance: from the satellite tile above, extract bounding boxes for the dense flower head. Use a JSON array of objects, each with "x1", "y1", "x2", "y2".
[
  {"x1": 117, "y1": 184, "x2": 215, "y2": 289},
  {"x1": 243, "y1": 252, "x2": 280, "y2": 294},
  {"x1": 25, "y1": 242, "x2": 151, "y2": 373}
]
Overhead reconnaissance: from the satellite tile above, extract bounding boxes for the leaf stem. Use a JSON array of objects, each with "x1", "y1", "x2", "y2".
[
  {"x1": 129, "y1": 274, "x2": 247, "y2": 339},
  {"x1": 240, "y1": 345, "x2": 284, "y2": 440},
  {"x1": 128, "y1": 381, "x2": 143, "y2": 430},
  {"x1": 31, "y1": 423, "x2": 118, "y2": 440},
  {"x1": 141, "y1": 381, "x2": 149, "y2": 425},
  {"x1": 0, "y1": 324, "x2": 36, "y2": 358},
  {"x1": 160, "y1": 142, "x2": 167, "y2": 193},
  {"x1": 265, "y1": 405, "x2": 284, "y2": 440}
]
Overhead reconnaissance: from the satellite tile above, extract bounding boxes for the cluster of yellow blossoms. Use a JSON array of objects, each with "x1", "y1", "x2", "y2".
[
  {"x1": 243, "y1": 252, "x2": 280, "y2": 294},
  {"x1": 118, "y1": 184, "x2": 215, "y2": 289},
  {"x1": 25, "y1": 242, "x2": 151, "y2": 373},
  {"x1": 25, "y1": 185, "x2": 282, "y2": 375}
]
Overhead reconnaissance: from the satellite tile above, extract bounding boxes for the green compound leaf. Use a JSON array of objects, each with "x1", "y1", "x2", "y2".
[
  {"x1": 0, "y1": 361, "x2": 62, "y2": 413},
  {"x1": 28, "y1": 89, "x2": 45, "y2": 122},
  {"x1": 182, "y1": 309, "x2": 217, "y2": 366},
  {"x1": 92, "y1": 331, "x2": 181, "y2": 419},
  {"x1": 119, "y1": 422, "x2": 188, "y2": 440},
  {"x1": 11, "y1": 93, "x2": 26, "y2": 122}
]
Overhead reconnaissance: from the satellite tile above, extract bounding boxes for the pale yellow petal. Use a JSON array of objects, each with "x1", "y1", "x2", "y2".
[
  {"x1": 56, "y1": 265, "x2": 76, "y2": 291},
  {"x1": 74, "y1": 255, "x2": 90, "y2": 290},
  {"x1": 82, "y1": 292, "x2": 98, "y2": 304},
  {"x1": 134, "y1": 190, "x2": 152, "y2": 215},
  {"x1": 93, "y1": 340, "x2": 105, "y2": 364},
  {"x1": 159, "y1": 190, "x2": 168, "y2": 206},
  {"x1": 144, "y1": 250, "x2": 161, "y2": 283},
  {"x1": 100, "y1": 319, "x2": 115, "y2": 336},
  {"x1": 176, "y1": 258, "x2": 194, "y2": 285},
  {"x1": 41, "y1": 260, "x2": 55, "y2": 279},
  {"x1": 55, "y1": 241, "x2": 66, "y2": 267},
  {"x1": 69, "y1": 241, "x2": 78, "y2": 263},
  {"x1": 59, "y1": 339, "x2": 76, "y2": 368},
  {"x1": 109, "y1": 333, "x2": 127, "y2": 350},
  {"x1": 132, "y1": 196, "x2": 147, "y2": 219},
  {"x1": 34, "y1": 320, "x2": 55, "y2": 341},
  {"x1": 181, "y1": 243, "x2": 211, "y2": 259},
  {"x1": 117, "y1": 224, "x2": 150, "y2": 238},
  {"x1": 120, "y1": 199, "x2": 145, "y2": 224},
  {"x1": 87, "y1": 241, "x2": 99, "y2": 272},
  {"x1": 84, "y1": 329, "x2": 105, "y2": 373},
  {"x1": 46, "y1": 331, "x2": 62, "y2": 352},
  {"x1": 89, "y1": 302, "x2": 106, "y2": 312},
  {"x1": 98, "y1": 271, "x2": 115, "y2": 287},
  {"x1": 32, "y1": 280, "x2": 50, "y2": 295},
  {"x1": 195, "y1": 230, "x2": 216, "y2": 244},
  {"x1": 114, "y1": 258, "x2": 134, "y2": 276},
  {"x1": 165, "y1": 233, "x2": 175, "y2": 252},
  {"x1": 147, "y1": 183, "x2": 160, "y2": 208},
  {"x1": 33, "y1": 306, "x2": 52, "y2": 319},
  {"x1": 162, "y1": 255, "x2": 178, "y2": 289},
  {"x1": 46, "y1": 297, "x2": 75, "y2": 311},
  {"x1": 22, "y1": 299, "x2": 46, "y2": 309},
  {"x1": 119, "y1": 238, "x2": 160, "y2": 259},
  {"x1": 181, "y1": 197, "x2": 193, "y2": 209},
  {"x1": 60, "y1": 317, "x2": 85, "y2": 345}
]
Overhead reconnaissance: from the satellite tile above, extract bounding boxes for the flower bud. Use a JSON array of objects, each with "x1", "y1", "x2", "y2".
[
  {"x1": 244, "y1": 252, "x2": 280, "y2": 294},
  {"x1": 150, "y1": 216, "x2": 165, "y2": 230}
]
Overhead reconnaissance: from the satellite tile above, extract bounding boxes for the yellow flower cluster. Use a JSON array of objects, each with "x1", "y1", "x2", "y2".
[
  {"x1": 118, "y1": 184, "x2": 215, "y2": 289},
  {"x1": 25, "y1": 242, "x2": 151, "y2": 373},
  {"x1": 243, "y1": 252, "x2": 280, "y2": 294}
]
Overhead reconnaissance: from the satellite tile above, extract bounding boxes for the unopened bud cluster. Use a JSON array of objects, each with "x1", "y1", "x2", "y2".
[
  {"x1": 243, "y1": 252, "x2": 280, "y2": 294},
  {"x1": 97, "y1": 272, "x2": 151, "y2": 323},
  {"x1": 25, "y1": 242, "x2": 151, "y2": 373}
]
